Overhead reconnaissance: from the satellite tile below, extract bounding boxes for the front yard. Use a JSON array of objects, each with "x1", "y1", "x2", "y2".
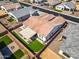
[{"x1": 12, "y1": 31, "x2": 45, "y2": 53}]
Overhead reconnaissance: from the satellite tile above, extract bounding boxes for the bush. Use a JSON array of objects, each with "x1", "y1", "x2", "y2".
[{"x1": 7, "y1": 17, "x2": 14, "y2": 22}]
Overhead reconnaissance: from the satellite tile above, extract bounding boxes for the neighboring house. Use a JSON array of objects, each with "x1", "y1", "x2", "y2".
[
  {"x1": 8, "y1": 7, "x2": 38, "y2": 22},
  {"x1": 59, "y1": 24, "x2": 79, "y2": 59},
  {"x1": 19, "y1": 27, "x2": 37, "y2": 41},
  {"x1": 63, "y1": 2, "x2": 76, "y2": 11},
  {"x1": 1, "y1": 3, "x2": 22, "y2": 13},
  {"x1": 55, "y1": 2, "x2": 76, "y2": 11},
  {"x1": 23, "y1": 14, "x2": 67, "y2": 42}
]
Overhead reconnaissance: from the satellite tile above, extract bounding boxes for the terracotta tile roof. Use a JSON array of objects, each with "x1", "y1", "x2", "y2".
[
  {"x1": 2, "y1": 3, "x2": 21, "y2": 11},
  {"x1": 24, "y1": 16, "x2": 41, "y2": 29},
  {"x1": 24, "y1": 14, "x2": 65, "y2": 37},
  {"x1": 40, "y1": 14, "x2": 56, "y2": 21},
  {"x1": 36, "y1": 17, "x2": 65, "y2": 36}
]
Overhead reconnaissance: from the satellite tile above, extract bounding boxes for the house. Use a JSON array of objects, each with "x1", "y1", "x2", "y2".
[
  {"x1": 59, "y1": 24, "x2": 79, "y2": 59},
  {"x1": 23, "y1": 14, "x2": 67, "y2": 42},
  {"x1": 19, "y1": 27, "x2": 37, "y2": 41},
  {"x1": 8, "y1": 7, "x2": 38, "y2": 22},
  {"x1": 55, "y1": 2, "x2": 76, "y2": 11},
  {"x1": 63, "y1": 2, "x2": 76, "y2": 11},
  {"x1": 1, "y1": 3, "x2": 22, "y2": 13}
]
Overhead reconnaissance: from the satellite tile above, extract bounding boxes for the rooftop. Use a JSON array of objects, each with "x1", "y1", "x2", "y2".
[
  {"x1": 9, "y1": 6, "x2": 37, "y2": 19},
  {"x1": 63, "y1": 2, "x2": 76, "y2": 9},
  {"x1": 9, "y1": 7, "x2": 29, "y2": 19},
  {"x1": 60, "y1": 22, "x2": 79, "y2": 59},
  {"x1": 24, "y1": 14, "x2": 65, "y2": 37}
]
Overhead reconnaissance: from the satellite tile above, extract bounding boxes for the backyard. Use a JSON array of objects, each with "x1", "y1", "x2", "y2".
[
  {"x1": 12, "y1": 31, "x2": 45, "y2": 53},
  {"x1": 10, "y1": 49, "x2": 24, "y2": 59},
  {"x1": 27, "y1": 38, "x2": 44, "y2": 52},
  {"x1": 0, "y1": 35, "x2": 12, "y2": 49}
]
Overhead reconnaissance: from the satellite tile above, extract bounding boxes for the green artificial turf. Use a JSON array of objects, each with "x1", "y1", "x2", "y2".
[
  {"x1": 13, "y1": 49, "x2": 24, "y2": 59},
  {"x1": 27, "y1": 39, "x2": 44, "y2": 52},
  {"x1": 0, "y1": 35, "x2": 12, "y2": 45}
]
